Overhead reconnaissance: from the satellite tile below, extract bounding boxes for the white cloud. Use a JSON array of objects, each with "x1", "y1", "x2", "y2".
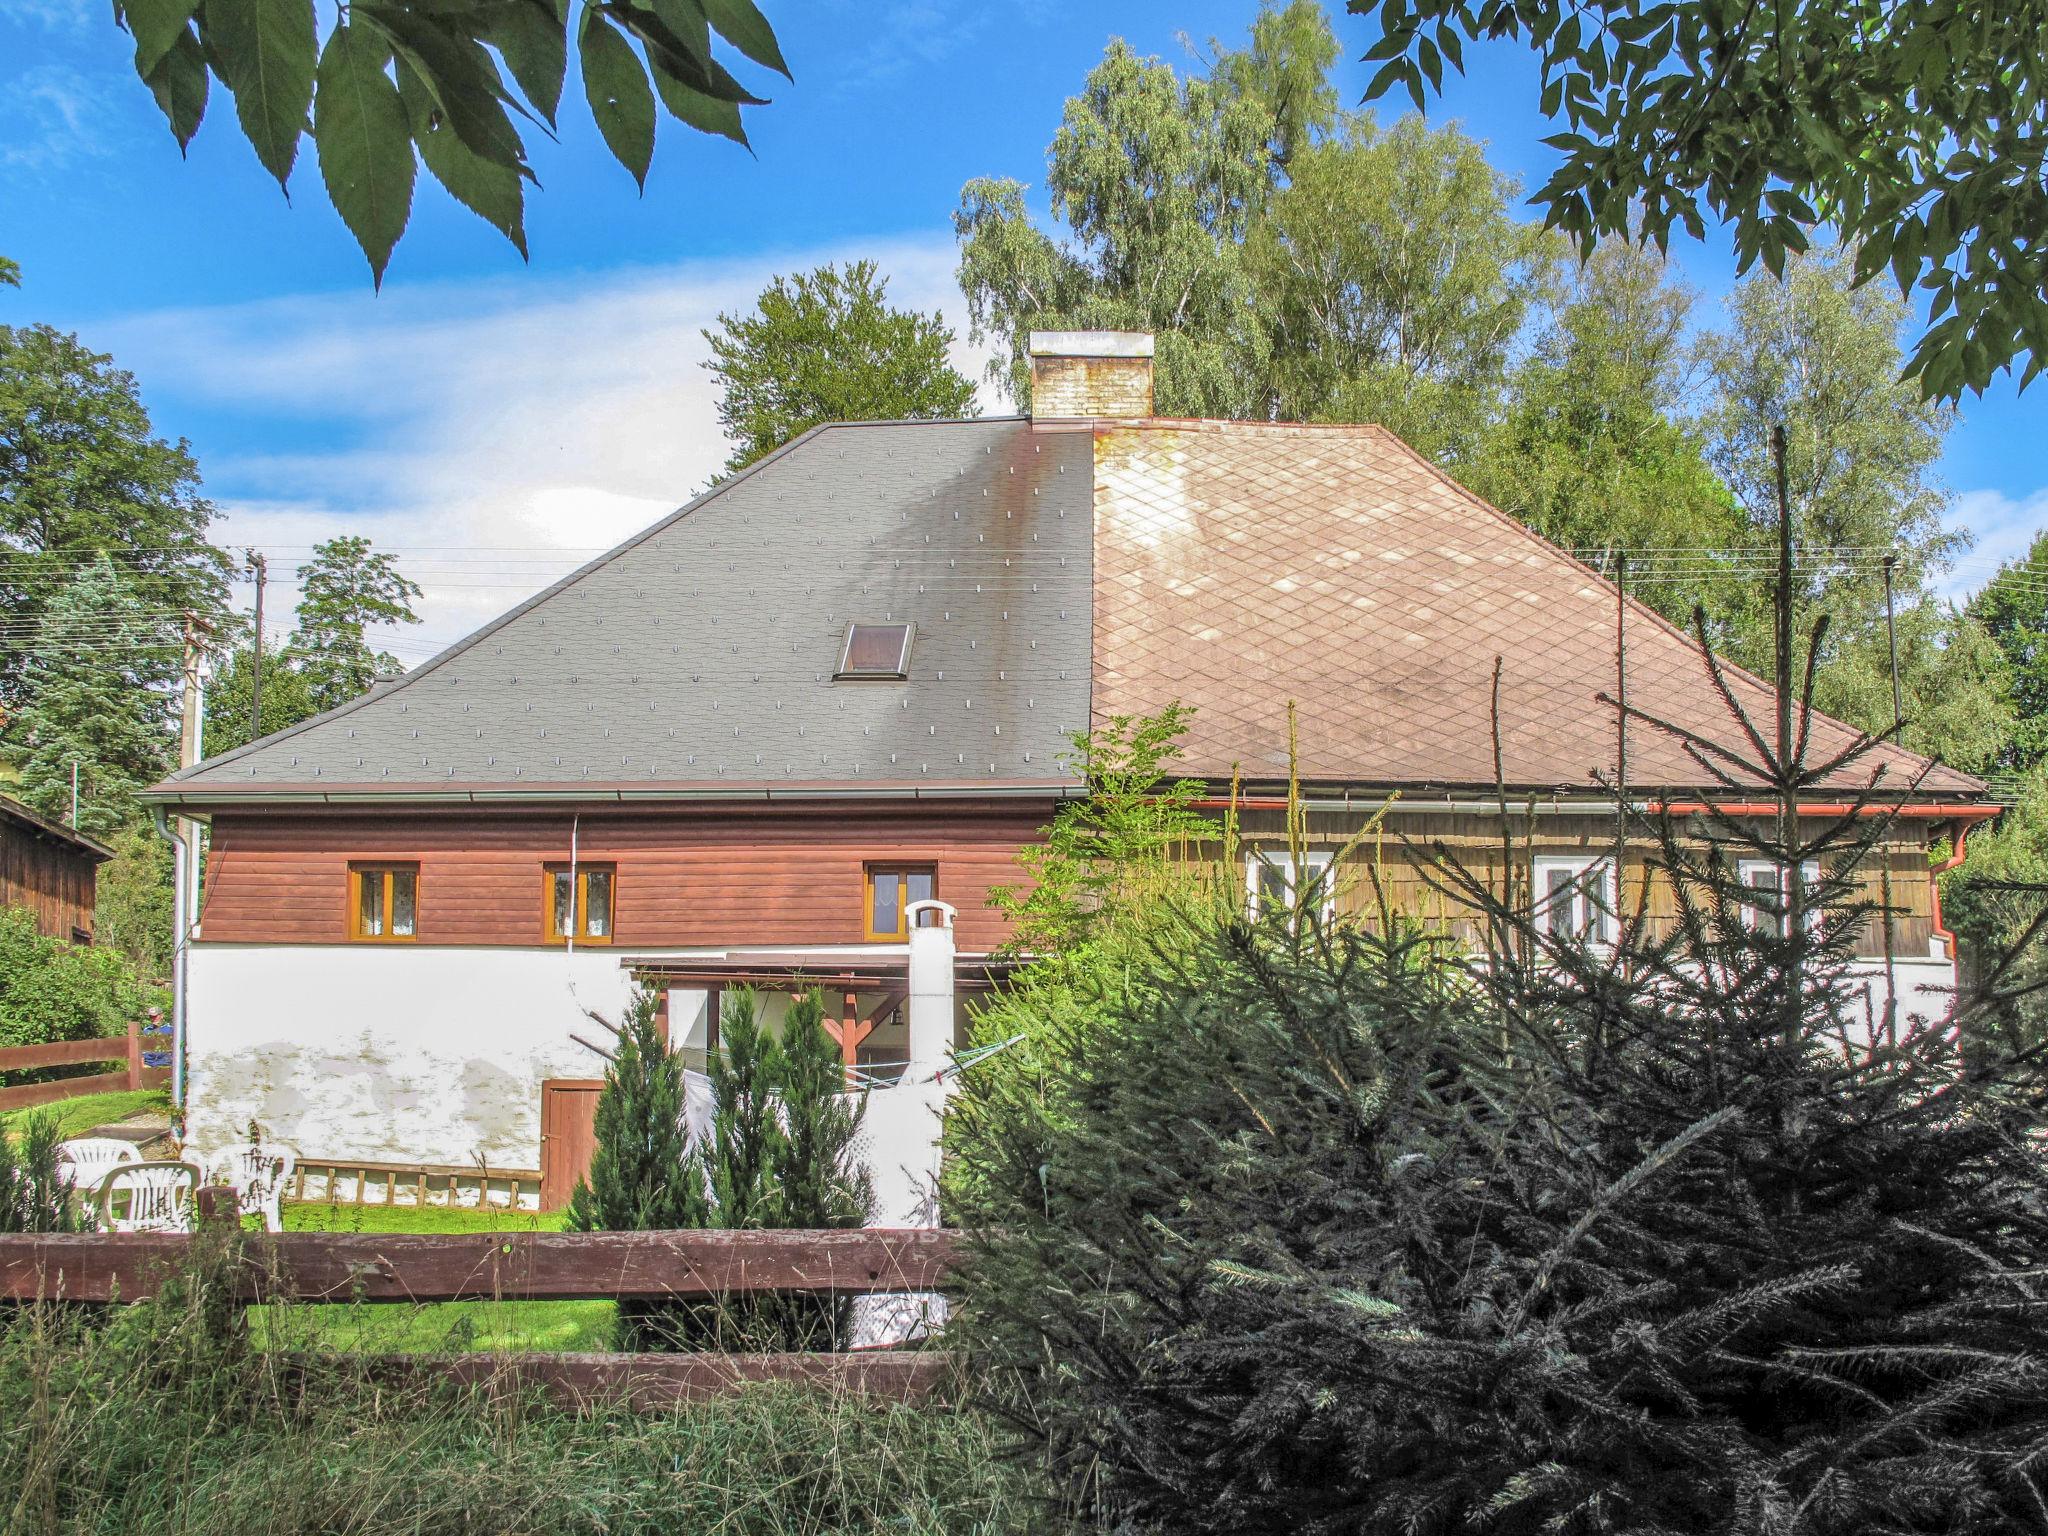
[
  {"x1": 1, "y1": 64, "x2": 106, "y2": 171},
  {"x1": 1940, "y1": 487, "x2": 2048, "y2": 603},
  {"x1": 3, "y1": 0, "x2": 93, "y2": 32},
  {"x1": 96, "y1": 234, "x2": 996, "y2": 662}
]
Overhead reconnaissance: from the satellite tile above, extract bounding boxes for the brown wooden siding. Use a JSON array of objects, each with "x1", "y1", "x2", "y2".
[
  {"x1": 1228, "y1": 807, "x2": 1939, "y2": 961},
  {"x1": 196, "y1": 802, "x2": 1053, "y2": 951},
  {"x1": 0, "y1": 821, "x2": 100, "y2": 944}
]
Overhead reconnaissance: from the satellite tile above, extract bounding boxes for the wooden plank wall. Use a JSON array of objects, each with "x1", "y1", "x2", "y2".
[
  {"x1": 0, "y1": 820, "x2": 98, "y2": 943},
  {"x1": 196, "y1": 801, "x2": 1052, "y2": 951},
  {"x1": 1231, "y1": 807, "x2": 1938, "y2": 961}
]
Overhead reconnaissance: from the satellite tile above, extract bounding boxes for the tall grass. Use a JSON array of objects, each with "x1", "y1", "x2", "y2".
[{"x1": 0, "y1": 1232, "x2": 1045, "y2": 1536}]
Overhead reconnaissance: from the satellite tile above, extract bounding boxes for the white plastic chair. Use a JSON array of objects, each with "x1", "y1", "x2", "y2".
[
  {"x1": 193, "y1": 1142, "x2": 298, "y2": 1233},
  {"x1": 97, "y1": 1161, "x2": 198, "y2": 1234},
  {"x1": 57, "y1": 1138, "x2": 141, "y2": 1194}
]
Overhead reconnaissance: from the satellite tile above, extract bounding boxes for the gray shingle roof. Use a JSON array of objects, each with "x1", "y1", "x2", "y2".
[{"x1": 157, "y1": 418, "x2": 1094, "y2": 801}]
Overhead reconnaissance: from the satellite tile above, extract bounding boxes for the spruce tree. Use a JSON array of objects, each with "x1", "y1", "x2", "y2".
[
  {"x1": 6, "y1": 554, "x2": 176, "y2": 835},
  {"x1": 951, "y1": 498, "x2": 2048, "y2": 1530},
  {"x1": 565, "y1": 987, "x2": 705, "y2": 1350}
]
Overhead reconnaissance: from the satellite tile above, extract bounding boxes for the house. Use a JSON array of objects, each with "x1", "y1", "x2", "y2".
[
  {"x1": 0, "y1": 794, "x2": 112, "y2": 946},
  {"x1": 142, "y1": 333, "x2": 1995, "y2": 1206}
]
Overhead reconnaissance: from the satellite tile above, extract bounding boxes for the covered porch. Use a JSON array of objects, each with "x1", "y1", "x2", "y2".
[{"x1": 624, "y1": 949, "x2": 1020, "y2": 1087}]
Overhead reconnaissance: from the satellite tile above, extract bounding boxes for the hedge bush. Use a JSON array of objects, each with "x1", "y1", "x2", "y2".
[{"x1": 0, "y1": 906, "x2": 160, "y2": 1052}]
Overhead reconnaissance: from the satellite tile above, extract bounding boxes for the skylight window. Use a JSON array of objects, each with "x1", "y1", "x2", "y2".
[{"x1": 837, "y1": 621, "x2": 913, "y2": 680}]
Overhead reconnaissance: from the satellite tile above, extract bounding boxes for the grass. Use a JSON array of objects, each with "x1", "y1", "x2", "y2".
[
  {"x1": 254, "y1": 1199, "x2": 614, "y2": 1354},
  {"x1": 282, "y1": 1202, "x2": 568, "y2": 1234},
  {"x1": 0, "y1": 1247, "x2": 1043, "y2": 1536},
  {"x1": 0, "y1": 1086, "x2": 168, "y2": 1142}
]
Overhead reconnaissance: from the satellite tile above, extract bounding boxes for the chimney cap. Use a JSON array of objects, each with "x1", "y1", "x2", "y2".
[{"x1": 1027, "y1": 330, "x2": 1154, "y2": 359}]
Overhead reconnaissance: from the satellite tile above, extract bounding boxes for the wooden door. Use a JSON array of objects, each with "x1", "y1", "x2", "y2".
[{"x1": 539, "y1": 1078, "x2": 606, "y2": 1210}]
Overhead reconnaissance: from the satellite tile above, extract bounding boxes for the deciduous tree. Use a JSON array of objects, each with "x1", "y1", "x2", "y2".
[
  {"x1": 1352, "y1": 0, "x2": 2048, "y2": 399},
  {"x1": 290, "y1": 536, "x2": 422, "y2": 712},
  {"x1": 202, "y1": 642, "x2": 322, "y2": 758},
  {"x1": 1971, "y1": 529, "x2": 2048, "y2": 772},
  {"x1": 955, "y1": 2, "x2": 1550, "y2": 442},
  {"x1": 702, "y1": 261, "x2": 977, "y2": 476},
  {"x1": 1467, "y1": 241, "x2": 1744, "y2": 631},
  {"x1": 0, "y1": 324, "x2": 230, "y2": 712},
  {"x1": 104, "y1": 0, "x2": 789, "y2": 283},
  {"x1": 1703, "y1": 248, "x2": 2008, "y2": 764}
]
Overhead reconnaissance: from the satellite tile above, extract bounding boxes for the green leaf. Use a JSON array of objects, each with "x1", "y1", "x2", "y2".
[
  {"x1": 122, "y1": 0, "x2": 204, "y2": 75},
  {"x1": 358, "y1": 3, "x2": 529, "y2": 171},
  {"x1": 701, "y1": 0, "x2": 786, "y2": 78},
  {"x1": 398, "y1": 60, "x2": 528, "y2": 257},
  {"x1": 579, "y1": 7, "x2": 656, "y2": 190},
  {"x1": 478, "y1": 0, "x2": 568, "y2": 126},
  {"x1": 199, "y1": 0, "x2": 317, "y2": 189},
  {"x1": 144, "y1": 25, "x2": 210, "y2": 150},
  {"x1": 314, "y1": 23, "x2": 416, "y2": 287},
  {"x1": 650, "y1": 0, "x2": 710, "y2": 61},
  {"x1": 650, "y1": 50, "x2": 744, "y2": 145}
]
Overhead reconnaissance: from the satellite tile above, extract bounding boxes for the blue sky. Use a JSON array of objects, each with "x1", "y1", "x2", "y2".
[{"x1": 3, "y1": 0, "x2": 2041, "y2": 655}]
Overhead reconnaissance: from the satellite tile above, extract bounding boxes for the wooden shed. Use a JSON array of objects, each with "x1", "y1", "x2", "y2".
[{"x1": 0, "y1": 795, "x2": 113, "y2": 945}]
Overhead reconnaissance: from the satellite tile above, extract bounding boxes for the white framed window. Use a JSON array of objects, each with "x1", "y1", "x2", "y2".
[
  {"x1": 1533, "y1": 855, "x2": 1618, "y2": 947},
  {"x1": 1246, "y1": 848, "x2": 1336, "y2": 921},
  {"x1": 1738, "y1": 859, "x2": 1822, "y2": 933}
]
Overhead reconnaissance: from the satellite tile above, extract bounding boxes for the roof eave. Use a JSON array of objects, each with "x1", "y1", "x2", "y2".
[{"x1": 136, "y1": 777, "x2": 1088, "y2": 812}]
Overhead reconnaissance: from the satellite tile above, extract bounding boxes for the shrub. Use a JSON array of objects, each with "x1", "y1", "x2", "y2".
[
  {"x1": 0, "y1": 1109, "x2": 81, "y2": 1234},
  {"x1": 0, "y1": 906, "x2": 159, "y2": 1053},
  {"x1": 92, "y1": 825, "x2": 176, "y2": 979}
]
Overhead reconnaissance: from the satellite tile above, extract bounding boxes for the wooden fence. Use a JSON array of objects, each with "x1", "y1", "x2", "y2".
[
  {"x1": 0, "y1": 1222, "x2": 961, "y2": 1405},
  {"x1": 0, "y1": 1017, "x2": 170, "y2": 1111}
]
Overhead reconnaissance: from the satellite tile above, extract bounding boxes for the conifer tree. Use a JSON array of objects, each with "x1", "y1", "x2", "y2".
[
  {"x1": 768, "y1": 990, "x2": 874, "y2": 1347},
  {"x1": 564, "y1": 986, "x2": 704, "y2": 1350},
  {"x1": 774, "y1": 989, "x2": 872, "y2": 1231},
  {"x1": 702, "y1": 987, "x2": 785, "y2": 1230},
  {"x1": 951, "y1": 470, "x2": 2048, "y2": 1531},
  {"x1": 6, "y1": 554, "x2": 176, "y2": 835}
]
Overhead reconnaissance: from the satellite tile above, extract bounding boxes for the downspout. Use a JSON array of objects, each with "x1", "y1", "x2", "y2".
[
  {"x1": 1929, "y1": 816, "x2": 1975, "y2": 962},
  {"x1": 566, "y1": 813, "x2": 579, "y2": 955},
  {"x1": 150, "y1": 806, "x2": 189, "y2": 1111}
]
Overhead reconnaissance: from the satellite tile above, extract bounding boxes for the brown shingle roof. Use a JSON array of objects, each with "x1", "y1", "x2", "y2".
[{"x1": 1089, "y1": 419, "x2": 1982, "y2": 798}]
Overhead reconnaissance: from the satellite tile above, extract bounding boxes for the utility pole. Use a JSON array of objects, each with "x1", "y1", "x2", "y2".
[
  {"x1": 246, "y1": 549, "x2": 267, "y2": 741},
  {"x1": 1881, "y1": 552, "x2": 1903, "y2": 732}
]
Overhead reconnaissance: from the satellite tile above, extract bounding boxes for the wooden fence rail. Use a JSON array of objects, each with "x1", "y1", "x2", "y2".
[
  {"x1": 0, "y1": 1017, "x2": 170, "y2": 1111},
  {"x1": 0, "y1": 1227, "x2": 960, "y2": 1305},
  {"x1": 0, "y1": 1225, "x2": 963, "y2": 1405}
]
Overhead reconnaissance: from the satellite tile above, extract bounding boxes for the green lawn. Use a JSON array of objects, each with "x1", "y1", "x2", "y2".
[
  {"x1": 255, "y1": 1198, "x2": 615, "y2": 1353},
  {"x1": 282, "y1": 1200, "x2": 567, "y2": 1234},
  {"x1": 0, "y1": 1086, "x2": 168, "y2": 1142}
]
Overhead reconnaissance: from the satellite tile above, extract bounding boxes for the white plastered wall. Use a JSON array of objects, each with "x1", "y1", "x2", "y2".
[
  {"x1": 185, "y1": 942, "x2": 968, "y2": 1172},
  {"x1": 186, "y1": 945, "x2": 641, "y2": 1168}
]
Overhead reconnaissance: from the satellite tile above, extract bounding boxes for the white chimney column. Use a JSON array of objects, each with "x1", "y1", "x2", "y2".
[{"x1": 904, "y1": 900, "x2": 957, "y2": 1072}]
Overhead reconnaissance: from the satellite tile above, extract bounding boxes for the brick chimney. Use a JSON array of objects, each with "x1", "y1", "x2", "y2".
[{"x1": 1027, "y1": 331, "x2": 1154, "y2": 420}]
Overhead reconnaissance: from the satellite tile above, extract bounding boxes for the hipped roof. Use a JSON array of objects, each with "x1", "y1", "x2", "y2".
[{"x1": 149, "y1": 414, "x2": 1983, "y2": 809}]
